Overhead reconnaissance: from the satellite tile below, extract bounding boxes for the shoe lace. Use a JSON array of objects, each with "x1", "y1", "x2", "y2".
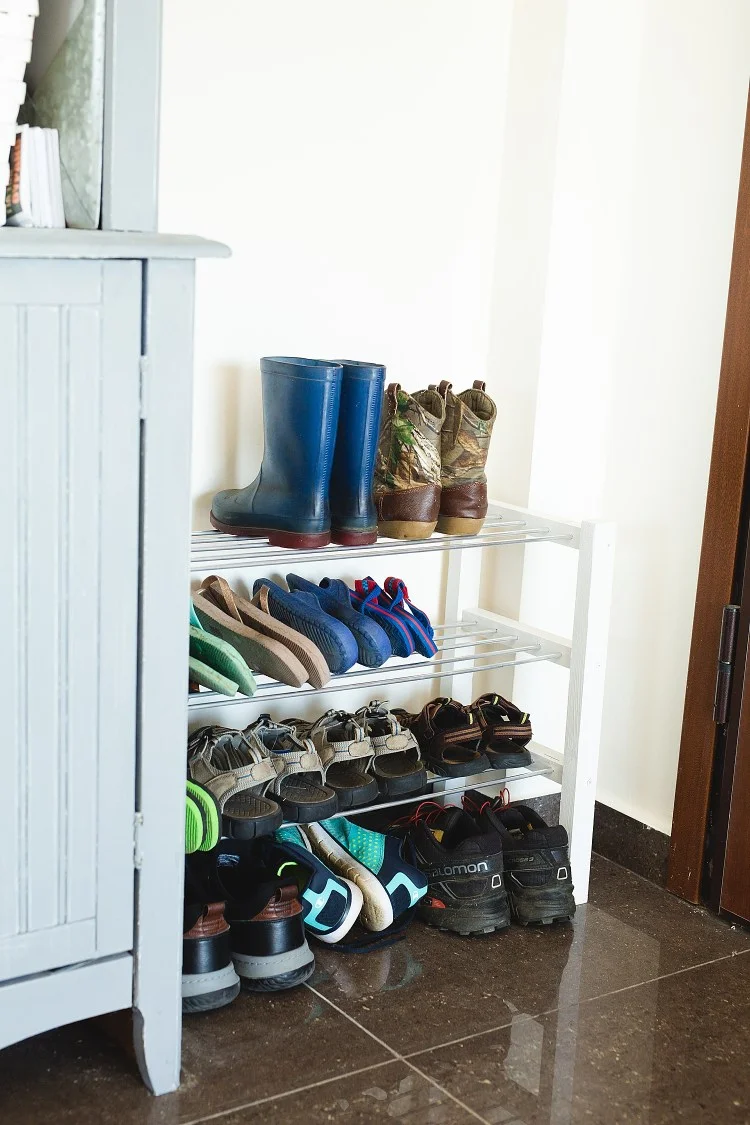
[
  {"x1": 462, "y1": 788, "x2": 510, "y2": 817},
  {"x1": 390, "y1": 799, "x2": 459, "y2": 829}
]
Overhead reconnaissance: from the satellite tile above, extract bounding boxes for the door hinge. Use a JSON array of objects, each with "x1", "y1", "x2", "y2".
[
  {"x1": 133, "y1": 812, "x2": 145, "y2": 870},
  {"x1": 139, "y1": 355, "x2": 150, "y2": 420},
  {"x1": 714, "y1": 605, "x2": 740, "y2": 725}
]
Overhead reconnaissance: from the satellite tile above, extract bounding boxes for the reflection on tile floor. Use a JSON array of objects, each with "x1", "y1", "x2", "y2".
[{"x1": 2, "y1": 855, "x2": 750, "y2": 1124}]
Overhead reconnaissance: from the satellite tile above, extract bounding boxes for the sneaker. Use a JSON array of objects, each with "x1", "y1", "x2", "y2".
[
  {"x1": 188, "y1": 725, "x2": 283, "y2": 839},
  {"x1": 213, "y1": 839, "x2": 316, "y2": 990},
  {"x1": 182, "y1": 857, "x2": 240, "y2": 1013},
  {"x1": 355, "y1": 700, "x2": 427, "y2": 797},
  {"x1": 302, "y1": 818, "x2": 428, "y2": 932},
  {"x1": 291, "y1": 710, "x2": 379, "y2": 809},
  {"x1": 471, "y1": 693, "x2": 533, "y2": 768},
  {"x1": 185, "y1": 780, "x2": 222, "y2": 853},
  {"x1": 394, "y1": 698, "x2": 490, "y2": 777},
  {"x1": 464, "y1": 793, "x2": 576, "y2": 924},
  {"x1": 286, "y1": 574, "x2": 392, "y2": 668},
  {"x1": 274, "y1": 825, "x2": 364, "y2": 943},
  {"x1": 391, "y1": 802, "x2": 510, "y2": 935}
]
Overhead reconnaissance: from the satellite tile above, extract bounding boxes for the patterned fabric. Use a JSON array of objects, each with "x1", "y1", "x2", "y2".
[
  {"x1": 323, "y1": 818, "x2": 386, "y2": 875},
  {"x1": 440, "y1": 384, "x2": 496, "y2": 487},
  {"x1": 374, "y1": 386, "x2": 444, "y2": 495}
]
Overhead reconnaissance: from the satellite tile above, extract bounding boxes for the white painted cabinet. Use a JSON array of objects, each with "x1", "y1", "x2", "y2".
[
  {"x1": 0, "y1": 260, "x2": 141, "y2": 984},
  {"x1": 0, "y1": 232, "x2": 229, "y2": 1096}
]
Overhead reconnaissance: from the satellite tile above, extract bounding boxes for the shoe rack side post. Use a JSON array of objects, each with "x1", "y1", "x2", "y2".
[
  {"x1": 132, "y1": 259, "x2": 197, "y2": 1094},
  {"x1": 438, "y1": 541, "x2": 483, "y2": 704},
  {"x1": 560, "y1": 519, "x2": 615, "y2": 905}
]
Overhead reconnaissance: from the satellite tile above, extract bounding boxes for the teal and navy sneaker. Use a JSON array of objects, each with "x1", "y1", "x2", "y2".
[
  {"x1": 273, "y1": 825, "x2": 363, "y2": 944},
  {"x1": 302, "y1": 818, "x2": 428, "y2": 932}
]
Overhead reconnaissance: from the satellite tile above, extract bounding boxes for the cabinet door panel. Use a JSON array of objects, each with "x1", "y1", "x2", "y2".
[{"x1": 0, "y1": 260, "x2": 141, "y2": 980}]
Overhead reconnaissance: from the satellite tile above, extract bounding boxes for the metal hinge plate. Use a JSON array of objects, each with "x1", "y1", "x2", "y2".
[
  {"x1": 139, "y1": 356, "x2": 150, "y2": 420},
  {"x1": 714, "y1": 605, "x2": 740, "y2": 725},
  {"x1": 133, "y1": 812, "x2": 145, "y2": 869}
]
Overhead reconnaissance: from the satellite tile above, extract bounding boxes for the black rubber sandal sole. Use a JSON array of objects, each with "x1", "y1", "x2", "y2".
[
  {"x1": 374, "y1": 766, "x2": 428, "y2": 798},
  {"x1": 483, "y1": 746, "x2": 533, "y2": 769},
  {"x1": 426, "y1": 753, "x2": 490, "y2": 778},
  {"x1": 222, "y1": 806, "x2": 284, "y2": 839}
]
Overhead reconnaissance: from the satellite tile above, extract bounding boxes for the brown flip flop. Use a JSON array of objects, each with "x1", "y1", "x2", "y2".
[
  {"x1": 192, "y1": 585, "x2": 308, "y2": 689},
  {"x1": 198, "y1": 575, "x2": 330, "y2": 689}
]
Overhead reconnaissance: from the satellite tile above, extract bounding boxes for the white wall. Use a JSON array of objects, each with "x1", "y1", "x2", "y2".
[{"x1": 159, "y1": 0, "x2": 750, "y2": 834}]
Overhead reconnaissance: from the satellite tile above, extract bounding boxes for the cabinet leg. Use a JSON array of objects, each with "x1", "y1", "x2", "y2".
[{"x1": 132, "y1": 1004, "x2": 181, "y2": 1096}]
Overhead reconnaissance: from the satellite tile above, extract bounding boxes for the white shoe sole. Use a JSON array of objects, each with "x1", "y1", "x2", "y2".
[
  {"x1": 313, "y1": 878, "x2": 364, "y2": 944},
  {"x1": 303, "y1": 825, "x2": 394, "y2": 931}
]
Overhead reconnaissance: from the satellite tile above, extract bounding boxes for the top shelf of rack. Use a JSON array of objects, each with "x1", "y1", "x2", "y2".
[{"x1": 190, "y1": 502, "x2": 581, "y2": 572}]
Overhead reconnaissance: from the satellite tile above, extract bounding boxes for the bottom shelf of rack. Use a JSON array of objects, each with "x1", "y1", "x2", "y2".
[{"x1": 281, "y1": 753, "x2": 557, "y2": 826}]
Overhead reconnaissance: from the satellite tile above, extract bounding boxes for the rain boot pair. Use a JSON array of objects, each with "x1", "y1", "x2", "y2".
[
  {"x1": 210, "y1": 357, "x2": 385, "y2": 549},
  {"x1": 373, "y1": 379, "x2": 497, "y2": 540}
]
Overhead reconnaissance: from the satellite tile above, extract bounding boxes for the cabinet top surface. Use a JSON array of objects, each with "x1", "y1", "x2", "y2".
[{"x1": 0, "y1": 230, "x2": 231, "y2": 260}]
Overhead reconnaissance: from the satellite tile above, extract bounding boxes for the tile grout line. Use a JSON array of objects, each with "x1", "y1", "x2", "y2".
[
  {"x1": 178, "y1": 1059, "x2": 396, "y2": 1125},
  {"x1": 304, "y1": 984, "x2": 492, "y2": 1125},
  {"x1": 402, "y1": 945, "x2": 750, "y2": 1061}
]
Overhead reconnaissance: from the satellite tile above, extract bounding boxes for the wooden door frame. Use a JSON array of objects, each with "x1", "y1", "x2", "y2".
[{"x1": 667, "y1": 84, "x2": 750, "y2": 902}]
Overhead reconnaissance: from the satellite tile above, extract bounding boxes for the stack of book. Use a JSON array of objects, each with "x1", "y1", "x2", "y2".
[
  {"x1": 0, "y1": 0, "x2": 37, "y2": 220},
  {"x1": 6, "y1": 124, "x2": 64, "y2": 227}
]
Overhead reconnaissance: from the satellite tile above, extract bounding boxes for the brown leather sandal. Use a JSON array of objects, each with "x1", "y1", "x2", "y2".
[
  {"x1": 472, "y1": 693, "x2": 533, "y2": 768},
  {"x1": 394, "y1": 698, "x2": 490, "y2": 778}
]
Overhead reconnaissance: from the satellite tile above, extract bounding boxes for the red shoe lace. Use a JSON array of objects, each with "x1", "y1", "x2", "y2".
[{"x1": 390, "y1": 799, "x2": 459, "y2": 829}]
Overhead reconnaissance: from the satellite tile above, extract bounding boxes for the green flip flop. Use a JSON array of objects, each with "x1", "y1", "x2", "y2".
[
  {"x1": 189, "y1": 624, "x2": 257, "y2": 697},
  {"x1": 189, "y1": 655, "x2": 239, "y2": 697},
  {"x1": 186, "y1": 780, "x2": 221, "y2": 851},
  {"x1": 185, "y1": 793, "x2": 204, "y2": 853}
]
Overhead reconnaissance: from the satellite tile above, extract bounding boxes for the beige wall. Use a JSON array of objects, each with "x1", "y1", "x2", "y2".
[{"x1": 160, "y1": 0, "x2": 750, "y2": 833}]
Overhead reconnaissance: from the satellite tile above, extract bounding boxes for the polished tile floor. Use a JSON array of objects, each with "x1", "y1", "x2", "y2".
[{"x1": 3, "y1": 854, "x2": 750, "y2": 1125}]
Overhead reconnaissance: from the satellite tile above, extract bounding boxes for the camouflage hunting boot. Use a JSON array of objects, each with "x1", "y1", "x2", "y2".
[
  {"x1": 373, "y1": 383, "x2": 445, "y2": 539},
  {"x1": 433, "y1": 379, "x2": 496, "y2": 535}
]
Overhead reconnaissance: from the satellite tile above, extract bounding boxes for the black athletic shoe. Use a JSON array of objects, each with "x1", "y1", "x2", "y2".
[
  {"x1": 391, "y1": 801, "x2": 510, "y2": 935},
  {"x1": 182, "y1": 857, "x2": 240, "y2": 1013},
  {"x1": 464, "y1": 792, "x2": 576, "y2": 925},
  {"x1": 187, "y1": 842, "x2": 315, "y2": 991}
]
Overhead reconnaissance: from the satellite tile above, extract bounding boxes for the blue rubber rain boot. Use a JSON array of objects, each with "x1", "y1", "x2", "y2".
[
  {"x1": 329, "y1": 360, "x2": 386, "y2": 546},
  {"x1": 210, "y1": 357, "x2": 343, "y2": 549}
]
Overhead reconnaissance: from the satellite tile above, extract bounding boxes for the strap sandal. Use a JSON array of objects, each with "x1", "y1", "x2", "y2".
[
  {"x1": 185, "y1": 780, "x2": 221, "y2": 853},
  {"x1": 188, "y1": 725, "x2": 283, "y2": 838},
  {"x1": 193, "y1": 576, "x2": 314, "y2": 688},
  {"x1": 472, "y1": 693, "x2": 533, "y2": 768},
  {"x1": 355, "y1": 700, "x2": 428, "y2": 798},
  {"x1": 252, "y1": 579, "x2": 358, "y2": 676},
  {"x1": 292, "y1": 711, "x2": 379, "y2": 809},
  {"x1": 247, "y1": 716, "x2": 339, "y2": 823},
  {"x1": 397, "y1": 698, "x2": 489, "y2": 778},
  {"x1": 189, "y1": 625, "x2": 256, "y2": 697},
  {"x1": 379, "y1": 578, "x2": 437, "y2": 658},
  {"x1": 350, "y1": 577, "x2": 416, "y2": 658}
]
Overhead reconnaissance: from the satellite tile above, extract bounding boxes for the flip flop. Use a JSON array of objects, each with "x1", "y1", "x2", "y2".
[
  {"x1": 188, "y1": 655, "x2": 239, "y2": 697},
  {"x1": 189, "y1": 625, "x2": 256, "y2": 696},
  {"x1": 185, "y1": 780, "x2": 222, "y2": 852},
  {"x1": 194, "y1": 575, "x2": 329, "y2": 688}
]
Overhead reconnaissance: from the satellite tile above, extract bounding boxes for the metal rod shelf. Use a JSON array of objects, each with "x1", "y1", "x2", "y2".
[
  {"x1": 187, "y1": 635, "x2": 563, "y2": 711},
  {"x1": 190, "y1": 516, "x2": 573, "y2": 572},
  {"x1": 282, "y1": 756, "x2": 556, "y2": 825}
]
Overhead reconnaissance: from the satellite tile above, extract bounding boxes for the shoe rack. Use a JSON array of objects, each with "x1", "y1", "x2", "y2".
[{"x1": 188, "y1": 499, "x2": 615, "y2": 907}]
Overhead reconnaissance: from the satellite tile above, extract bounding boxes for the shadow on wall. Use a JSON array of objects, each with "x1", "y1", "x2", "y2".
[{"x1": 193, "y1": 362, "x2": 264, "y2": 529}]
